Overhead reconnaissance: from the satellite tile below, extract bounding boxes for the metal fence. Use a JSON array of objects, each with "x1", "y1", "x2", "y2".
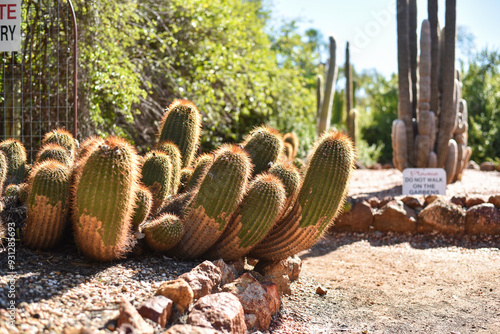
[{"x1": 0, "y1": 0, "x2": 77, "y2": 162}]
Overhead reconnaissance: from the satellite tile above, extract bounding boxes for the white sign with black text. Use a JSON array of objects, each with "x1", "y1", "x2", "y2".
[
  {"x1": 402, "y1": 168, "x2": 446, "y2": 195},
  {"x1": 0, "y1": 0, "x2": 21, "y2": 52}
]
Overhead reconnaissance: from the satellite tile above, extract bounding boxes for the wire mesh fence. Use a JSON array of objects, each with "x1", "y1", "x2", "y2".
[{"x1": 0, "y1": 0, "x2": 77, "y2": 162}]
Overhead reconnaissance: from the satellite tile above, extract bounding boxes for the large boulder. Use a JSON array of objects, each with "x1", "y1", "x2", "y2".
[
  {"x1": 417, "y1": 198, "x2": 465, "y2": 234},
  {"x1": 373, "y1": 200, "x2": 417, "y2": 233},
  {"x1": 465, "y1": 203, "x2": 500, "y2": 235},
  {"x1": 187, "y1": 292, "x2": 246, "y2": 334}
]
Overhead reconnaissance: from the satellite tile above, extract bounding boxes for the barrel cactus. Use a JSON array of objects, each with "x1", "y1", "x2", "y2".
[
  {"x1": 155, "y1": 141, "x2": 182, "y2": 195},
  {"x1": 0, "y1": 151, "x2": 7, "y2": 193},
  {"x1": 36, "y1": 143, "x2": 73, "y2": 167},
  {"x1": 283, "y1": 133, "x2": 299, "y2": 160},
  {"x1": 42, "y1": 128, "x2": 77, "y2": 159},
  {"x1": 157, "y1": 99, "x2": 201, "y2": 168},
  {"x1": 174, "y1": 144, "x2": 252, "y2": 259},
  {"x1": 141, "y1": 213, "x2": 184, "y2": 252},
  {"x1": 242, "y1": 125, "x2": 284, "y2": 176},
  {"x1": 205, "y1": 173, "x2": 286, "y2": 261},
  {"x1": 23, "y1": 161, "x2": 71, "y2": 249},
  {"x1": 185, "y1": 153, "x2": 213, "y2": 192},
  {"x1": 251, "y1": 131, "x2": 355, "y2": 261},
  {"x1": 0, "y1": 139, "x2": 27, "y2": 184},
  {"x1": 72, "y1": 137, "x2": 140, "y2": 262},
  {"x1": 268, "y1": 163, "x2": 301, "y2": 218},
  {"x1": 131, "y1": 185, "x2": 153, "y2": 230},
  {"x1": 141, "y1": 151, "x2": 173, "y2": 213}
]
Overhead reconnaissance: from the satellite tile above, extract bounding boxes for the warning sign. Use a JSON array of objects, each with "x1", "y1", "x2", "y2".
[
  {"x1": 0, "y1": 0, "x2": 21, "y2": 52},
  {"x1": 402, "y1": 168, "x2": 447, "y2": 195}
]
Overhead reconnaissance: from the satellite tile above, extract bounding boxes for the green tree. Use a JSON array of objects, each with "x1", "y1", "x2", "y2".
[{"x1": 461, "y1": 48, "x2": 500, "y2": 163}]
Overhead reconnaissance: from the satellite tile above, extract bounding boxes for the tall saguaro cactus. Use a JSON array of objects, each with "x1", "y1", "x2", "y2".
[{"x1": 317, "y1": 36, "x2": 338, "y2": 135}]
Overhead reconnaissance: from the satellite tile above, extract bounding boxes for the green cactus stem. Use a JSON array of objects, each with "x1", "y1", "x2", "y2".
[
  {"x1": 174, "y1": 144, "x2": 252, "y2": 259},
  {"x1": 76, "y1": 136, "x2": 104, "y2": 163},
  {"x1": 177, "y1": 167, "x2": 194, "y2": 193},
  {"x1": 157, "y1": 99, "x2": 201, "y2": 168},
  {"x1": 5, "y1": 184, "x2": 20, "y2": 197},
  {"x1": 155, "y1": 141, "x2": 182, "y2": 195},
  {"x1": 185, "y1": 154, "x2": 214, "y2": 191},
  {"x1": 250, "y1": 131, "x2": 355, "y2": 261},
  {"x1": 242, "y1": 125, "x2": 283, "y2": 176},
  {"x1": 42, "y1": 128, "x2": 77, "y2": 159},
  {"x1": 72, "y1": 137, "x2": 140, "y2": 262},
  {"x1": 23, "y1": 161, "x2": 71, "y2": 249},
  {"x1": 141, "y1": 151, "x2": 173, "y2": 213},
  {"x1": 131, "y1": 185, "x2": 153, "y2": 230},
  {"x1": 0, "y1": 151, "x2": 7, "y2": 194},
  {"x1": 36, "y1": 143, "x2": 73, "y2": 167},
  {"x1": 141, "y1": 213, "x2": 184, "y2": 252},
  {"x1": 205, "y1": 173, "x2": 286, "y2": 261},
  {"x1": 18, "y1": 183, "x2": 29, "y2": 203},
  {"x1": 0, "y1": 139, "x2": 27, "y2": 184},
  {"x1": 268, "y1": 163, "x2": 301, "y2": 218}
]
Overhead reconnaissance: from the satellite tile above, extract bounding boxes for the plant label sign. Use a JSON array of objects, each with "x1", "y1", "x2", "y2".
[
  {"x1": 402, "y1": 168, "x2": 446, "y2": 195},
  {"x1": 0, "y1": 0, "x2": 21, "y2": 52}
]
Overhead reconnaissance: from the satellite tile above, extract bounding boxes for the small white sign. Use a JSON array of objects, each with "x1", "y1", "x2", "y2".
[
  {"x1": 402, "y1": 168, "x2": 446, "y2": 195},
  {"x1": 0, "y1": 0, "x2": 21, "y2": 52}
]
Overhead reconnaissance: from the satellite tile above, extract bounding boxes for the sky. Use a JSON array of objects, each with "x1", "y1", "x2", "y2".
[{"x1": 271, "y1": 0, "x2": 500, "y2": 77}]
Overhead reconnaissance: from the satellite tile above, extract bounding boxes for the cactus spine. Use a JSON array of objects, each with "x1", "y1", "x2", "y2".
[
  {"x1": 141, "y1": 151, "x2": 172, "y2": 212},
  {"x1": 155, "y1": 141, "x2": 182, "y2": 194},
  {"x1": 0, "y1": 139, "x2": 27, "y2": 184},
  {"x1": 158, "y1": 99, "x2": 201, "y2": 168},
  {"x1": 131, "y1": 185, "x2": 153, "y2": 229},
  {"x1": 174, "y1": 144, "x2": 251, "y2": 259},
  {"x1": 141, "y1": 213, "x2": 184, "y2": 252},
  {"x1": 72, "y1": 137, "x2": 140, "y2": 262},
  {"x1": 22, "y1": 161, "x2": 71, "y2": 249},
  {"x1": 242, "y1": 125, "x2": 283, "y2": 176},
  {"x1": 36, "y1": 143, "x2": 73, "y2": 167},
  {"x1": 205, "y1": 174, "x2": 286, "y2": 261},
  {"x1": 251, "y1": 131, "x2": 355, "y2": 261}
]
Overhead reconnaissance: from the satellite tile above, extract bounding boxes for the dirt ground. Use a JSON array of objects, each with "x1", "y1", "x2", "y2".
[{"x1": 271, "y1": 169, "x2": 500, "y2": 334}]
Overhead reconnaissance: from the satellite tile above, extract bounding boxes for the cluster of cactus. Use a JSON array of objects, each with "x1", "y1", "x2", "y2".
[
  {"x1": 0, "y1": 99, "x2": 355, "y2": 264},
  {"x1": 393, "y1": 0, "x2": 470, "y2": 183}
]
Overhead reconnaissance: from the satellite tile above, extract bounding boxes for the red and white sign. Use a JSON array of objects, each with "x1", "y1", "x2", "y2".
[{"x1": 0, "y1": 0, "x2": 21, "y2": 52}]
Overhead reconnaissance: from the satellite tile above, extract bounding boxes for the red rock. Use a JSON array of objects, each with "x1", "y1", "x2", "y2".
[
  {"x1": 480, "y1": 161, "x2": 496, "y2": 171},
  {"x1": 254, "y1": 259, "x2": 296, "y2": 295},
  {"x1": 332, "y1": 200, "x2": 373, "y2": 232},
  {"x1": 221, "y1": 273, "x2": 272, "y2": 331},
  {"x1": 187, "y1": 292, "x2": 247, "y2": 334},
  {"x1": 316, "y1": 286, "x2": 327, "y2": 296},
  {"x1": 163, "y1": 324, "x2": 220, "y2": 334},
  {"x1": 382, "y1": 163, "x2": 393, "y2": 169},
  {"x1": 417, "y1": 198, "x2": 465, "y2": 235},
  {"x1": 179, "y1": 261, "x2": 222, "y2": 300},
  {"x1": 137, "y1": 295, "x2": 172, "y2": 327},
  {"x1": 287, "y1": 255, "x2": 302, "y2": 281},
  {"x1": 373, "y1": 200, "x2": 417, "y2": 233},
  {"x1": 450, "y1": 196, "x2": 466, "y2": 207},
  {"x1": 465, "y1": 203, "x2": 500, "y2": 235},
  {"x1": 261, "y1": 282, "x2": 281, "y2": 315},
  {"x1": 367, "y1": 197, "x2": 380, "y2": 209},
  {"x1": 378, "y1": 196, "x2": 394, "y2": 209},
  {"x1": 212, "y1": 259, "x2": 238, "y2": 286},
  {"x1": 156, "y1": 279, "x2": 194, "y2": 314},
  {"x1": 489, "y1": 195, "x2": 500, "y2": 208},
  {"x1": 424, "y1": 195, "x2": 440, "y2": 207},
  {"x1": 401, "y1": 196, "x2": 423, "y2": 209},
  {"x1": 116, "y1": 300, "x2": 154, "y2": 334},
  {"x1": 465, "y1": 197, "x2": 485, "y2": 208}
]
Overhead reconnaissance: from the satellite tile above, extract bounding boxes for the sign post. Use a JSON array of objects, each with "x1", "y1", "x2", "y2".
[
  {"x1": 402, "y1": 168, "x2": 447, "y2": 195},
  {"x1": 0, "y1": 0, "x2": 21, "y2": 52}
]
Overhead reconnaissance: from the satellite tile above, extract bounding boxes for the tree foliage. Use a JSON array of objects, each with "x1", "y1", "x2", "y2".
[{"x1": 73, "y1": 0, "x2": 320, "y2": 155}]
